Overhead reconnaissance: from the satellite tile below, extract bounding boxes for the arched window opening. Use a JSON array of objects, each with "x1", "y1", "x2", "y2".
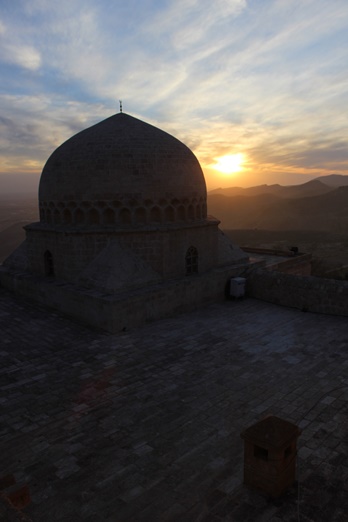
[
  {"x1": 186, "y1": 246, "x2": 198, "y2": 275},
  {"x1": 119, "y1": 208, "x2": 131, "y2": 225},
  {"x1": 188, "y1": 205, "x2": 194, "y2": 221},
  {"x1": 150, "y1": 206, "x2": 161, "y2": 223},
  {"x1": 135, "y1": 207, "x2": 146, "y2": 224},
  {"x1": 196, "y1": 205, "x2": 202, "y2": 220},
  {"x1": 46, "y1": 209, "x2": 52, "y2": 224},
  {"x1": 164, "y1": 206, "x2": 175, "y2": 222},
  {"x1": 63, "y1": 208, "x2": 72, "y2": 224},
  {"x1": 87, "y1": 208, "x2": 100, "y2": 225},
  {"x1": 75, "y1": 208, "x2": 84, "y2": 225},
  {"x1": 53, "y1": 209, "x2": 60, "y2": 225},
  {"x1": 44, "y1": 250, "x2": 54, "y2": 277},
  {"x1": 177, "y1": 205, "x2": 185, "y2": 221},
  {"x1": 103, "y1": 208, "x2": 115, "y2": 225}
]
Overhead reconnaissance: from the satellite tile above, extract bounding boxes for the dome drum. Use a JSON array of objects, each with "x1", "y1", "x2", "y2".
[{"x1": 38, "y1": 196, "x2": 207, "y2": 228}]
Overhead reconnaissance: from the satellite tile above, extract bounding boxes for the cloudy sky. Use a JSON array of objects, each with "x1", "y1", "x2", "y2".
[{"x1": 1, "y1": 0, "x2": 348, "y2": 192}]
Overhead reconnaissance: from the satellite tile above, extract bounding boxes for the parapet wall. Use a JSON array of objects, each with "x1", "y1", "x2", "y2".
[
  {"x1": 260, "y1": 253, "x2": 312, "y2": 276},
  {"x1": 242, "y1": 248, "x2": 312, "y2": 276},
  {"x1": 247, "y1": 268, "x2": 348, "y2": 317}
]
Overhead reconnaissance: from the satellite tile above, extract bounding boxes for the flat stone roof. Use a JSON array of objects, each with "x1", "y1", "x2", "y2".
[{"x1": 0, "y1": 288, "x2": 347, "y2": 521}]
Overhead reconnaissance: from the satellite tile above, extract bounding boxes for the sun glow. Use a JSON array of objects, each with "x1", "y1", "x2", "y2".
[{"x1": 213, "y1": 153, "x2": 245, "y2": 174}]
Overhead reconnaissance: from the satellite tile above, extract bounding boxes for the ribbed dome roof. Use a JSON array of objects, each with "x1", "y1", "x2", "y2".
[{"x1": 38, "y1": 113, "x2": 207, "y2": 228}]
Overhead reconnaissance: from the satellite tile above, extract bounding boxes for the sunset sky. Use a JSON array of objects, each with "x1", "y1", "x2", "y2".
[{"x1": 1, "y1": 0, "x2": 348, "y2": 193}]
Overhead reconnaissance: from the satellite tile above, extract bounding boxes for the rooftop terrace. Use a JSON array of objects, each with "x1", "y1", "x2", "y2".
[{"x1": 0, "y1": 288, "x2": 347, "y2": 521}]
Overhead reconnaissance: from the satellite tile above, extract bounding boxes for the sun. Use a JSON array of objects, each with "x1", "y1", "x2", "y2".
[{"x1": 213, "y1": 153, "x2": 245, "y2": 175}]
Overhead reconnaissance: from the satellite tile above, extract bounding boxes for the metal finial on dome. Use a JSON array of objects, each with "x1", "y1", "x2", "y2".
[{"x1": 119, "y1": 100, "x2": 123, "y2": 113}]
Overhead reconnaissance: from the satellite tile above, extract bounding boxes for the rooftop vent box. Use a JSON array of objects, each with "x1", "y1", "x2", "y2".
[{"x1": 230, "y1": 277, "x2": 246, "y2": 298}]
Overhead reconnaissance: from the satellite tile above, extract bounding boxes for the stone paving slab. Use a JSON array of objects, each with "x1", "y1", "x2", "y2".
[{"x1": 0, "y1": 287, "x2": 347, "y2": 521}]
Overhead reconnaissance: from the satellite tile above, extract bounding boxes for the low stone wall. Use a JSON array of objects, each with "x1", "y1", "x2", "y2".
[
  {"x1": 262, "y1": 254, "x2": 312, "y2": 276},
  {"x1": 242, "y1": 248, "x2": 312, "y2": 276},
  {"x1": 247, "y1": 268, "x2": 348, "y2": 317}
]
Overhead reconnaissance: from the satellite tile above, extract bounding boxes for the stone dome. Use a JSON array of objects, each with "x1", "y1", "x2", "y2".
[{"x1": 39, "y1": 112, "x2": 207, "y2": 228}]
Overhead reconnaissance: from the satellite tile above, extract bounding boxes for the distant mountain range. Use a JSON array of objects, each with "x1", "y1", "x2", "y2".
[{"x1": 207, "y1": 175, "x2": 348, "y2": 231}]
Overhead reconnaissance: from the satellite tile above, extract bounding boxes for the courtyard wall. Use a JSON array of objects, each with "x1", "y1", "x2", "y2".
[{"x1": 247, "y1": 268, "x2": 348, "y2": 317}]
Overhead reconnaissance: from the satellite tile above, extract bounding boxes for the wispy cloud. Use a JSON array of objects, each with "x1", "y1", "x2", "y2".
[
  {"x1": 1, "y1": 0, "x2": 348, "y2": 189},
  {"x1": 0, "y1": 17, "x2": 41, "y2": 71},
  {"x1": 2, "y1": 44, "x2": 41, "y2": 70}
]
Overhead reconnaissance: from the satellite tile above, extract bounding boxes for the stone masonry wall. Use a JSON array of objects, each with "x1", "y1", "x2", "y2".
[
  {"x1": 0, "y1": 263, "x2": 248, "y2": 332},
  {"x1": 247, "y1": 268, "x2": 348, "y2": 317},
  {"x1": 24, "y1": 221, "x2": 220, "y2": 281}
]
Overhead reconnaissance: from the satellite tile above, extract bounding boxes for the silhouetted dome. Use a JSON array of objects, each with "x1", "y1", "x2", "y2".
[{"x1": 39, "y1": 113, "x2": 207, "y2": 228}]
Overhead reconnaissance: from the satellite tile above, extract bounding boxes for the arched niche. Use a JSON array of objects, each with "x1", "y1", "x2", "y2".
[
  {"x1": 185, "y1": 246, "x2": 198, "y2": 275},
  {"x1": 44, "y1": 250, "x2": 54, "y2": 277}
]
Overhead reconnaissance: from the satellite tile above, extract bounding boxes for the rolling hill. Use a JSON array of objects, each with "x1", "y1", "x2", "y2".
[
  {"x1": 208, "y1": 179, "x2": 336, "y2": 199},
  {"x1": 208, "y1": 176, "x2": 348, "y2": 232},
  {"x1": 315, "y1": 174, "x2": 348, "y2": 187}
]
